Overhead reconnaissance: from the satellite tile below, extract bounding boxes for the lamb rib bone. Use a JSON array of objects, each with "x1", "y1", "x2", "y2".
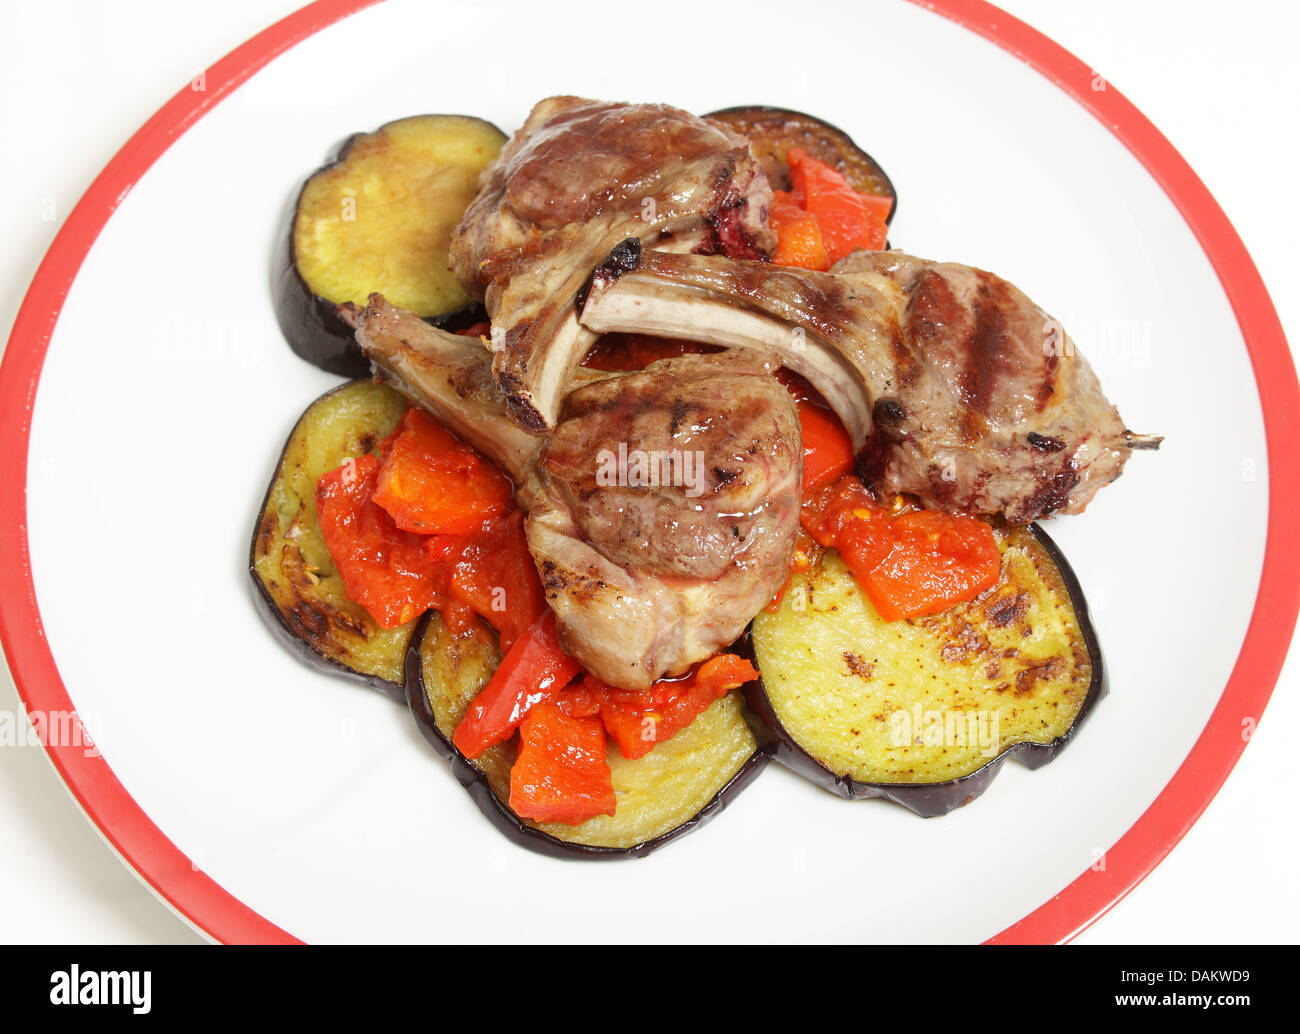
[{"x1": 579, "y1": 243, "x2": 1161, "y2": 524}]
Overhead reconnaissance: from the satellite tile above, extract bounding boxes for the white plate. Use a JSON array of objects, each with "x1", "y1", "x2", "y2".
[{"x1": 2, "y1": 0, "x2": 1295, "y2": 943}]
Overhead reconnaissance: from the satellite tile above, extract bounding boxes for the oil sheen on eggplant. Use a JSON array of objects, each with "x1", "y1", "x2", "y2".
[
  {"x1": 274, "y1": 114, "x2": 505, "y2": 377},
  {"x1": 746, "y1": 523, "x2": 1104, "y2": 817},
  {"x1": 405, "y1": 610, "x2": 769, "y2": 858},
  {"x1": 705, "y1": 105, "x2": 897, "y2": 223},
  {"x1": 250, "y1": 379, "x2": 415, "y2": 700}
]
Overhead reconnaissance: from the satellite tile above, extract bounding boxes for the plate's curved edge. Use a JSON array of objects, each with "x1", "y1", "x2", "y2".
[
  {"x1": 0, "y1": 0, "x2": 388, "y2": 947},
  {"x1": 0, "y1": 0, "x2": 1295, "y2": 946},
  {"x1": 918, "y1": 0, "x2": 1300, "y2": 945}
]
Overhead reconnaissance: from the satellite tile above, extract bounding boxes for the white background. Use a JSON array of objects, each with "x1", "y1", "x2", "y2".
[{"x1": 0, "y1": 0, "x2": 1296, "y2": 943}]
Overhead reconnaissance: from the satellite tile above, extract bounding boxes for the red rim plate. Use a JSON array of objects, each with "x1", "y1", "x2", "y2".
[{"x1": 0, "y1": 0, "x2": 1294, "y2": 944}]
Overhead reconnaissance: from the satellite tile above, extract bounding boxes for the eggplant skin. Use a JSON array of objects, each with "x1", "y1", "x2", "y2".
[
  {"x1": 249, "y1": 379, "x2": 416, "y2": 701},
  {"x1": 273, "y1": 114, "x2": 505, "y2": 377},
  {"x1": 273, "y1": 225, "x2": 369, "y2": 378},
  {"x1": 705, "y1": 105, "x2": 897, "y2": 225},
  {"x1": 745, "y1": 523, "x2": 1106, "y2": 818},
  {"x1": 404, "y1": 611, "x2": 769, "y2": 860},
  {"x1": 273, "y1": 241, "x2": 488, "y2": 378}
]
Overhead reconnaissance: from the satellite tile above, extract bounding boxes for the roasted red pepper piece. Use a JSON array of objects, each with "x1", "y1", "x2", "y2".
[
  {"x1": 802, "y1": 476, "x2": 1001, "y2": 621},
  {"x1": 509, "y1": 703, "x2": 616, "y2": 825},
  {"x1": 374, "y1": 428, "x2": 399, "y2": 462},
  {"x1": 596, "y1": 653, "x2": 756, "y2": 761},
  {"x1": 695, "y1": 654, "x2": 760, "y2": 695},
  {"x1": 449, "y1": 510, "x2": 545, "y2": 652},
  {"x1": 787, "y1": 148, "x2": 889, "y2": 263},
  {"x1": 315, "y1": 454, "x2": 451, "y2": 628},
  {"x1": 777, "y1": 369, "x2": 857, "y2": 494},
  {"x1": 318, "y1": 405, "x2": 546, "y2": 643},
  {"x1": 554, "y1": 677, "x2": 606, "y2": 719},
  {"x1": 598, "y1": 682, "x2": 699, "y2": 761},
  {"x1": 797, "y1": 397, "x2": 854, "y2": 492},
  {"x1": 845, "y1": 509, "x2": 1002, "y2": 621},
  {"x1": 800, "y1": 475, "x2": 883, "y2": 548},
  {"x1": 770, "y1": 190, "x2": 829, "y2": 271},
  {"x1": 372, "y1": 408, "x2": 512, "y2": 536},
  {"x1": 451, "y1": 610, "x2": 581, "y2": 759}
]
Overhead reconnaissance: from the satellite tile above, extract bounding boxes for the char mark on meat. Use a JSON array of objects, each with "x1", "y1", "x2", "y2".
[{"x1": 578, "y1": 246, "x2": 1160, "y2": 523}]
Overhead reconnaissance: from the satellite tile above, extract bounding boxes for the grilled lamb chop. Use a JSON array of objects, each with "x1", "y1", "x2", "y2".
[
  {"x1": 580, "y1": 244, "x2": 1159, "y2": 523},
  {"x1": 348, "y1": 295, "x2": 801, "y2": 689},
  {"x1": 449, "y1": 96, "x2": 775, "y2": 434}
]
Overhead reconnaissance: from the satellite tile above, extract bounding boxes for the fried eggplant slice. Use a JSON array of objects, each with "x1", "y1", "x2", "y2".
[
  {"x1": 274, "y1": 114, "x2": 506, "y2": 376},
  {"x1": 250, "y1": 379, "x2": 414, "y2": 699},
  {"x1": 747, "y1": 523, "x2": 1104, "y2": 816}
]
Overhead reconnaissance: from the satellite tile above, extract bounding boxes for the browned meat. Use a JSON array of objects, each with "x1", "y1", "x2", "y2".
[
  {"x1": 534, "y1": 353, "x2": 801, "y2": 686},
  {"x1": 350, "y1": 295, "x2": 800, "y2": 689},
  {"x1": 449, "y1": 96, "x2": 775, "y2": 434},
  {"x1": 579, "y1": 243, "x2": 1159, "y2": 524}
]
